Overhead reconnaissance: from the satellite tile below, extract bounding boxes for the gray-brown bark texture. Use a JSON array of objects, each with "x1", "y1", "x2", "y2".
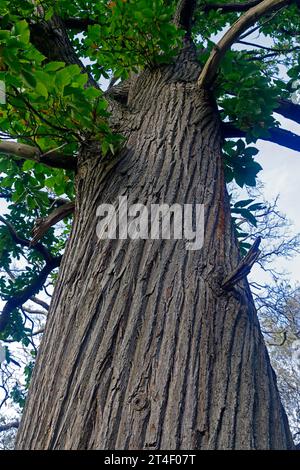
[{"x1": 15, "y1": 45, "x2": 294, "y2": 450}]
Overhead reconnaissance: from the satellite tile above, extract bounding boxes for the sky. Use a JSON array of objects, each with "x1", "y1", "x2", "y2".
[{"x1": 254, "y1": 115, "x2": 300, "y2": 280}]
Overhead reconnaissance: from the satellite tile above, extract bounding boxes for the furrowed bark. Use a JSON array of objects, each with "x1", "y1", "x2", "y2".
[{"x1": 16, "y1": 47, "x2": 294, "y2": 449}]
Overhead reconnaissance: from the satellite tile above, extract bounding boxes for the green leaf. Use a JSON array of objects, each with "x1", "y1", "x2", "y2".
[
  {"x1": 234, "y1": 199, "x2": 255, "y2": 208},
  {"x1": 21, "y1": 70, "x2": 37, "y2": 88}
]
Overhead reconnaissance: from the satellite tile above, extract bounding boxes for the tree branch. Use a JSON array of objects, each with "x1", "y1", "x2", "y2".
[
  {"x1": 0, "y1": 215, "x2": 52, "y2": 263},
  {"x1": 203, "y1": 0, "x2": 262, "y2": 13},
  {"x1": 222, "y1": 122, "x2": 300, "y2": 152},
  {"x1": 275, "y1": 99, "x2": 300, "y2": 125},
  {"x1": 198, "y1": 0, "x2": 292, "y2": 88},
  {"x1": 63, "y1": 17, "x2": 98, "y2": 30},
  {"x1": 237, "y1": 39, "x2": 300, "y2": 53},
  {"x1": 268, "y1": 330, "x2": 288, "y2": 346},
  {"x1": 1, "y1": 11, "x2": 98, "y2": 88},
  {"x1": 0, "y1": 256, "x2": 62, "y2": 334},
  {"x1": 31, "y1": 201, "x2": 75, "y2": 245},
  {"x1": 0, "y1": 421, "x2": 19, "y2": 432},
  {"x1": 174, "y1": 0, "x2": 197, "y2": 34},
  {"x1": 0, "y1": 141, "x2": 76, "y2": 171},
  {"x1": 3, "y1": 268, "x2": 49, "y2": 311},
  {"x1": 22, "y1": 306, "x2": 47, "y2": 316},
  {"x1": 30, "y1": 296, "x2": 50, "y2": 311}
]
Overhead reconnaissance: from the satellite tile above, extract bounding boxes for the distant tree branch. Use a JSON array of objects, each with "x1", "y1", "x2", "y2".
[
  {"x1": 21, "y1": 306, "x2": 47, "y2": 316},
  {"x1": 174, "y1": 0, "x2": 197, "y2": 33},
  {"x1": 268, "y1": 330, "x2": 288, "y2": 346},
  {"x1": 239, "y1": 8, "x2": 285, "y2": 39},
  {"x1": 0, "y1": 421, "x2": 19, "y2": 432},
  {"x1": 0, "y1": 141, "x2": 76, "y2": 171},
  {"x1": 223, "y1": 122, "x2": 300, "y2": 152},
  {"x1": 198, "y1": 0, "x2": 292, "y2": 88},
  {"x1": 238, "y1": 39, "x2": 300, "y2": 54},
  {"x1": 30, "y1": 297, "x2": 49, "y2": 311}
]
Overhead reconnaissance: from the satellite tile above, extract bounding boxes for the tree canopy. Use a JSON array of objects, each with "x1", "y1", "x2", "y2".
[{"x1": 0, "y1": 0, "x2": 300, "y2": 416}]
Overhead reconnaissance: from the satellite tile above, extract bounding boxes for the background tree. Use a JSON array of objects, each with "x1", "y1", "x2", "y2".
[
  {"x1": 256, "y1": 281, "x2": 300, "y2": 443},
  {"x1": 0, "y1": 0, "x2": 300, "y2": 449}
]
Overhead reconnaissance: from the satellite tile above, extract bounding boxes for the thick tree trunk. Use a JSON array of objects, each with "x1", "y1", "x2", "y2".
[{"x1": 16, "y1": 49, "x2": 294, "y2": 450}]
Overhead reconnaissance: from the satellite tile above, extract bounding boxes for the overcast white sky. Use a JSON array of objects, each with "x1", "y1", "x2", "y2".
[{"x1": 253, "y1": 115, "x2": 300, "y2": 281}]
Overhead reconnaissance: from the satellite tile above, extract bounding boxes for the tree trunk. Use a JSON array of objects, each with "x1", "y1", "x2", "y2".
[{"x1": 15, "y1": 48, "x2": 294, "y2": 450}]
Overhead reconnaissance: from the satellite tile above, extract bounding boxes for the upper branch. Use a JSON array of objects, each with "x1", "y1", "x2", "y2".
[
  {"x1": 29, "y1": 14, "x2": 98, "y2": 89},
  {"x1": 63, "y1": 17, "x2": 98, "y2": 30},
  {"x1": 0, "y1": 141, "x2": 76, "y2": 171},
  {"x1": 203, "y1": 0, "x2": 262, "y2": 13},
  {"x1": 31, "y1": 201, "x2": 75, "y2": 245},
  {"x1": 0, "y1": 421, "x2": 19, "y2": 432},
  {"x1": 174, "y1": 0, "x2": 197, "y2": 34},
  {"x1": 198, "y1": 0, "x2": 292, "y2": 88},
  {"x1": 222, "y1": 237, "x2": 261, "y2": 290}
]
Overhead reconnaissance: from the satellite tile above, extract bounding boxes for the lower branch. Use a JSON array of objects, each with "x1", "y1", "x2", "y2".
[
  {"x1": 0, "y1": 256, "x2": 62, "y2": 334},
  {"x1": 276, "y1": 99, "x2": 300, "y2": 125},
  {"x1": 0, "y1": 421, "x2": 19, "y2": 433},
  {"x1": 31, "y1": 201, "x2": 75, "y2": 245}
]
